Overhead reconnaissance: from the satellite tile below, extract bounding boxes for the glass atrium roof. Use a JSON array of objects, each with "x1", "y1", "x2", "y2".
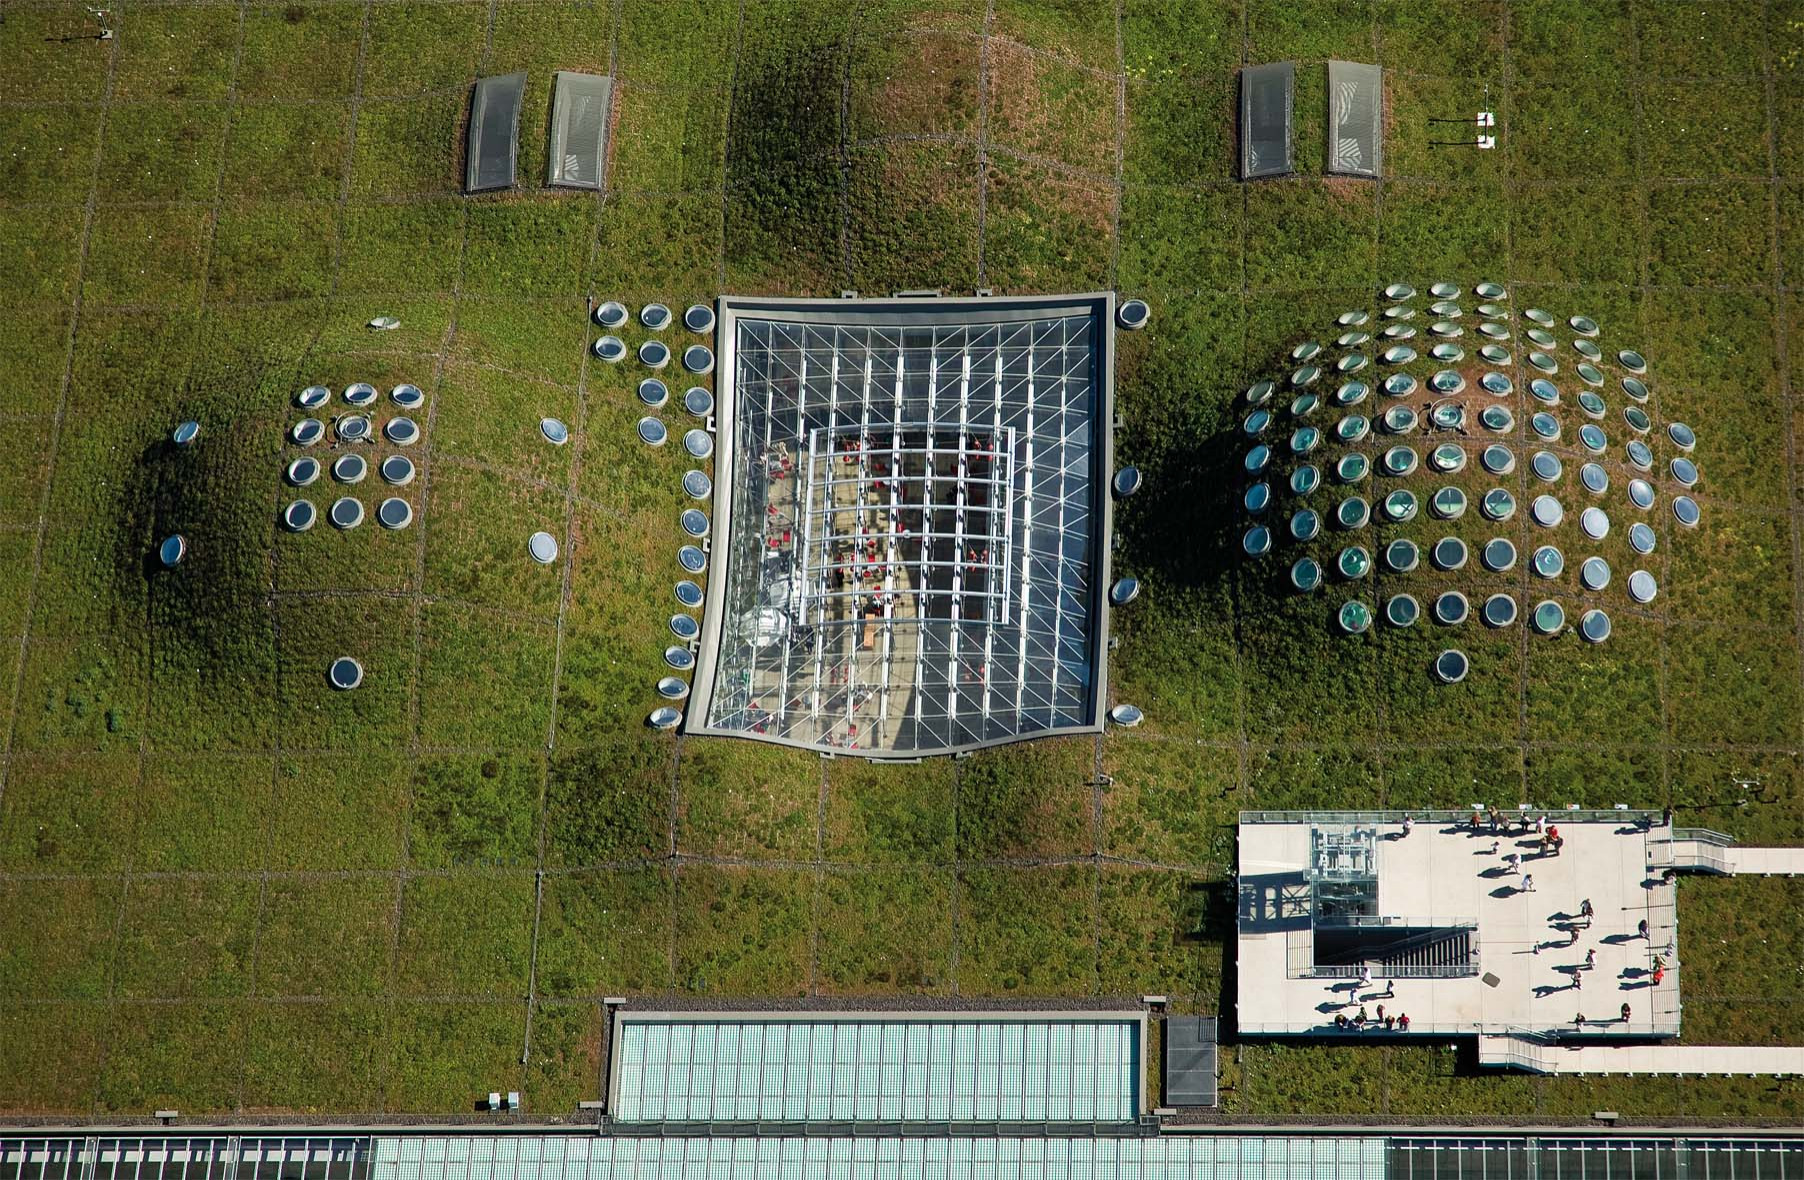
[
  {"x1": 609, "y1": 1013, "x2": 1142, "y2": 1123},
  {"x1": 687, "y1": 295, "x2": 1116, "y2": 758}
]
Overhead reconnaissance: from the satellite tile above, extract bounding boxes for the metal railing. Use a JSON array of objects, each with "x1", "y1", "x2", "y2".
[
  {"x1": 1240, "y1": 809, "x2": 1664, "y2": 826},
  {"x1": 1671, "y1": 827, "x2": 1737, "y2": 845},
  {"x1": 1306, "y1": 963, "x2": 1479, "y2": 979},
  {"x1": 1314, "y1": 914, "x2": 1477, "y2": 929}
]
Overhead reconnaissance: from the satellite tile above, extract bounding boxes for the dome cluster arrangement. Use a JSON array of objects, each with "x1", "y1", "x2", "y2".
[
  {"x1": 283, "y1": 382, "x2": 425, "y2": 535},
  {"x1": 587, "y1": 299, "x2": 718, "y2": 732},
  {"x1": 1238, "y1": 282, "x2": 1702, "y2": 680}
]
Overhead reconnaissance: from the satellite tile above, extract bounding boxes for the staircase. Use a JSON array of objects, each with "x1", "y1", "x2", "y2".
[{"x1": 1378, "y1": 927, "x2": 1472, "y2": 969}]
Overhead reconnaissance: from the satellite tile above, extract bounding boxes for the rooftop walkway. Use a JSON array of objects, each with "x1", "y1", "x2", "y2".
[
  {"x1": 1661, "y1": 829, "x2": 1804, "y2": 876},
  {"x1": 1479, "y1": 1036, "x2": 1804, "y2": 1076}
]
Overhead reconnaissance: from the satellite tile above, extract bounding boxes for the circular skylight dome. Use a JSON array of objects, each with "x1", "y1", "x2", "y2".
[
  {"x1": 336, "y1": 415, "x2": 372, "y2": 443},
  {"x1": 344, "y1": 382, "x2": 377, "y2": 406},
  {"x1": 283, "y1": 500, "x2": 316, "y2": 532},
  {"x1": 392, "y1": 383, "x2": 425, "y2": 408},
  {"x1": 593, "y1": 335, "x2": 627, "y2": 362},
  {"x1": 641, "y1": 303, "x2": 673, "y2": 331},
  {"x1": 542, "y1": 417, "x2": 570, "y2": 445},
  {"x1": 638, "y1": 418, "x2": 668, "y2": 447},
  {"x1": 684, "y1": 304, "x2": 716, "y2": 333},
  {"x1": 640, "y1": 339, "x2": 672, "y2": 368},
  {"x1": 529, "y1": 531, "x2": 559, "y2": 564},
  {"x1": 683, "y1": 344, "x2": 715, "y2": 374},
  {"x1": 329, "y1": 657, "x2": 364, "y2": 690},
  {"x1": 297, "y1": 385, "x2": 331, "y2": 409},
  {"x1": 639, "y1": 378, "x2": 670, "y2": 408},
  {"x1": 684, "y1": 429, "x2": 714, "y2": 458},
  {"x1": 381, "y1": 455, "x2": 416, "y2": 485},
  {"x1": 377, "y1": 497, "x2": 413, "y2": 530},
  {"x1": 1119, "y1": 299, "x2": 1151, "y2": 330},
  {"x1": 287, "y1": 456, "x2": 321, "y2": 486},
  {"x1": 593, "y1": 300, "x2": 629, "y2": 328},
  {"x1": 329, "y1": 497, "x2": 364, "y2": 529},
  {"x1": 683, "y1": 470, "x2": 712, "y2": 499},
  {"x1": 332, "y1": 453, "x2": 367, "y2": 484},
  {"x1": 291, "y1": 419, "x2": 325, "y2": 446}
]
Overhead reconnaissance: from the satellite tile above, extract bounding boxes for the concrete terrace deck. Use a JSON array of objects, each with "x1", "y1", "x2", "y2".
[{"x1": 1237, "y1": 814, "x2": 1680, "y2": 1038}]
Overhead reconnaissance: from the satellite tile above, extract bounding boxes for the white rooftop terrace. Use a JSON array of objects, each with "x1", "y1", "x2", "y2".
[{"x1": 1237, "y1": 810, "x2": 1680, "y2": 1039}]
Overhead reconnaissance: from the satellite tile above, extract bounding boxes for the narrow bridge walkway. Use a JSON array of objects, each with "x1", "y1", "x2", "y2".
[{"x1": 1480, "y1": 1035, "x2": 1804, "y2": 1076}]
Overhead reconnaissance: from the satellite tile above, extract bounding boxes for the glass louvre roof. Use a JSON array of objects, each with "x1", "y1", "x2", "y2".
[
  {"x1": 688, "y1": 295, "x2": 1115, "y2": 757},
  {"x1": 7, "y1": 1135, "x2": 1798, "y2": 1180},
  {"x1": 610, "y1": 1013, "x2": 1141, "y2": 1123},
  {"x1": 373, "y1": 1137, "x2": 1389, "y2": 1180}
]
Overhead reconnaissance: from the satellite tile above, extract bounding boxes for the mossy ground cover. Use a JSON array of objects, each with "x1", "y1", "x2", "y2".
[{"x1": 0, "y1": 0, "x2": 1801, "y2": 1127}]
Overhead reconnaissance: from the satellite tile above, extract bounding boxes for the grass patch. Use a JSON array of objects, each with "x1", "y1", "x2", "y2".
[
  {"x1": 361, "y1": 2, "x2": 487, "y2": 98},
  {"x1": 254, "y1": 878, "x2": 396, "y2": 998},
  {"x1": 610, "y1": 82, "x2": 730, "y2": 194},
  {"x1": 0, "y1": 877, "x2": 120, "y2": 1000},
  {"x1": 846, "y1": 140, "x2": 981, "y2": 294},
  {"x1": 115, "y1": 877, "x2": 260, "y2": 999},
  {"x1": 382, "y1": 1001, "x2": 525, "y2": 1112},
  {"x1": 816, "y1": 869, "x2": 954, "y2": 994},
  {"x1": 348, "y1": 93, "x2": 465, "y2": 198},
  {"x1": 1096, "y1": 867, "x2": 1210, "y2": 999},
  {"x1": 96, "y1": 103, "x2": 229, "y2": 204},
  {"x1": 1243, "y1": 181, "x2": 1377, "y2": 290},
  {"x1": 337, "y1": 200, "x2": 466, "y2": 294},
  {"x1": 80, "y1": 206, "x2": 211, "y2": 309},
  {"x1": 0, "y1": 108, "x2": 100, "y2": 202},
  {"x1": 522, "y1": 1001, "x2": 605, "y2": 1112},
  {"x1": 238, "y1": 3, "x2": 365, "y2": 99},
  {"x1": 822, "y1": 757, "x2": 955, "y2": 863},
  {"x1": 0, "y1": 207, "x2": 85, "y2": 304},
  {"x1": 134, "y1": 753, "x2": 274, "y2": 871},
  {"x1": 394, "y1": 873, "x2": 535, "y2": 996},
  {"x1": 1123, "y1": 76, "x2": 1235, "y2": 187},
  {"x1": 409, "y1": 752, "x2": 543, "y2": 869},
  {"x1": 417, "y1": 604, "x2": 557, "y2": 747},
  {"x1": 267, "y1": 754, "x2": 411, "y2": 870},
  {"x1": 222, "y1": 102, "x2": 353, "y2": 201},
  {"x1": 274, "y1": 595, "x2": 416, "y2": 750},
  {"x1": 112, "y1": 4, "x2": 240, "y2": 101},
  {"x1": 0, "y1": 752, "x2": 141, "y2": 870},
  {"x1": 675, "y1": 738, "x2": 821, "y2": 859},
  {"x1": 982, "y1": 154, "x2": 1114, "y2": 292},
  {"x1": 956, "y1": 865, "x2": 1096, "y2": 995},
  {"x1": 534, "y1": 869, "x2": 673, "y2": 996},
  {"x1": 673, "y1": 865, "x2": 812, "y2": 995},
  {"x1": 241, "y1": 1001, "x2": 388, "y2": 1114},
  {"x1": 956, "y1": 736, "x2": 1096, "y2": 859},
  {"x1": 1123, "y1": 0, "x2": 1241, "y2": 80},
  {"x1": 422, "y1": 463, "x2": 568, "y2": 614},
  {"x1": 1645, "y1": 182, "x2": 1774, "y2": 286},
  {"x1": 1639, "y1": 81, "x2": 1770, "y2": 178},
  {"x1": 1100, "y1": 737, "x2": 1239, "y2": 868},
  {"x1": 97, "y1": 1002, "x2": 246, "y2": 1116},
  {"x1": 544, "y1": 736, "x2": 673, "y2": 865},
  {"x1": 208, "y1": 203, "x2": 338, "y2": 302}
]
